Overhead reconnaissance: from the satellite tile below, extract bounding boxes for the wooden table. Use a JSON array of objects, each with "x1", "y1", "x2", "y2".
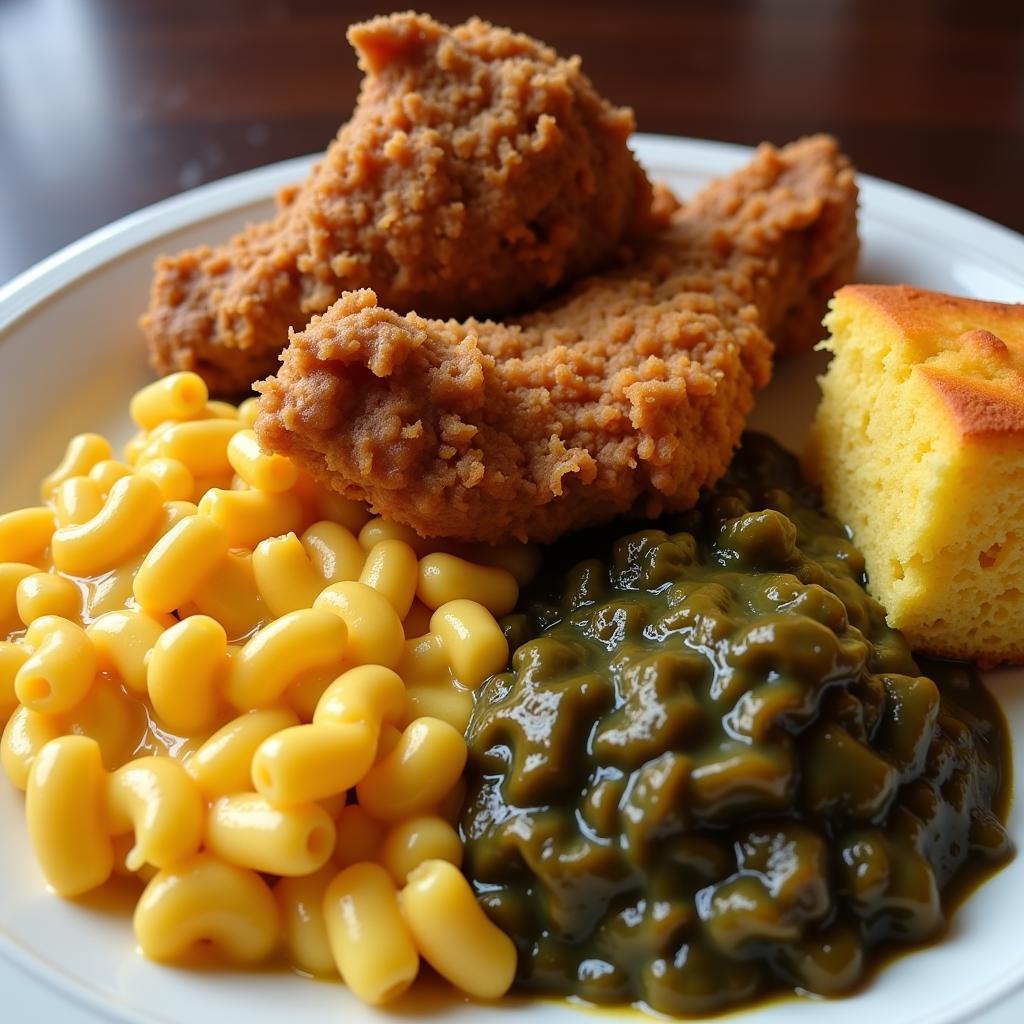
[{"x1": 1, "y1": 0, "x2": 1022, "y2": 286}]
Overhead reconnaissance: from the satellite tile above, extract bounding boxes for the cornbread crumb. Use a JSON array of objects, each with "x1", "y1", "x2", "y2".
[{"x1": 806, "y1": 284, "x2": 1024, "y2": 664}]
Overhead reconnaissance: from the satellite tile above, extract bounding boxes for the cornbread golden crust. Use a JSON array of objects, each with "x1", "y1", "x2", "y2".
[
  {"x1": 141, "y1": 12, "x2": 659, "y2": 395},
  {"x1": 806, "y1": 283, "x2": 1024, "y2": 664},
  {"x1": 256, "y1": 135, "x2": 859, "y2": 543}
]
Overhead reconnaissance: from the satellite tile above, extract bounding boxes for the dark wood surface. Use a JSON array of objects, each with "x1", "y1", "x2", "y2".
[{"x1": 1, "y1": 0, "x2": 1022, "y2": 286}]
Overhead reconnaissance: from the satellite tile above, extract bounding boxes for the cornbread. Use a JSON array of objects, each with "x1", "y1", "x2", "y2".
[{"x1": 806, "y1": 284, "x2": 1024, "y2": 663}]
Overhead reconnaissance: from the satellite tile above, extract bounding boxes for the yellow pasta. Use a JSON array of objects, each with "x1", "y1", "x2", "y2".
[
  {"x1": 26, "y1": 735, "x2": 113, "y2": 896},
  {"x1": 41, "y1": 433, "x2": 113, "y2": 500},
  {"x1": 402, "y1": 599, "x2": 434, "y2": 639},
  {"x1": 158, "y1": 498, "x2": 201, "y2": 533},
  {"x1": 318, "y1": 792, "x2": 349, "y2": 819},
  {"x1": 87, "y1": 609, "x2": 166, "y2": 695},
  {"x1": 134, "y1": 457, "x2": 195, "y2": 502},
  {"x1": 313, "y1": 581, "x2": 404, "y2": 668},
  {"x1": 88, "y1": 459, "x2": 135, "y2": 495},
  {"x1": 59, "y1": 674, "x2": 141, "y2": 770},
  {"x1": 190, "y1": 473, "x2": 236, "y2": 503},
  {"x1": 358, "y1": 516, "x2": 433, "y2": 557},
  {"x1": 396, "y1": 631, "x2": 451, "y2": 687},
  {"x1": 206, "y1": 793, "x2": 336, "y2": 875},
  {"x1": 110, "y1": 831, "x2": 158, "y2": 883},
  {"x1": 284, "y1": 665, "x2": 336, "y2": 722},
  {"x1": 300, "y1": 520, "x2": 365, "y2": 583},
  {"x1": 1, "y1": 561, "x2": 37, "y2": 634},
  {"x1": 202, "y1": 399, "x2": 241, "y2": 420},
  {"x1": 1, "y1": 704, "x2": 62, "y2": 789},
  {"x1": 292, "y1": 472, "x2": 371, "y2": 535},
  {"x1": 237, "y1": 396, "x2": 260, "y2": 429},
  {"x1": 0, "y1": 378, "x2": 534, "y2": 1007},
  {"x1": 225, "y1": 608, "x2": 348, "y2": 710},
  {"x1": 134, "y1": 853, "x2": 279, "y2": 963},
  {"x1": 273, "y1": 865, "x2": 338, "y2": 977},
  {"x1": 227, "y1": 429, "x2": 299, "y2": 493},
  {"x1": 133, "y1": 514, "x2": 228, "y2": 615},
  {"x1": 16, "y1": 615, "x2": 97, "y2": 714},
  {"x1": 360, "y1": 539, "x2": 418, "y2": 619},
  {"x1": 252, "y1": 533, "x2": 326, "y2": 618},
  {"x1": 52, "y1": 476, "x2": 104, "y2": 527},
  {"x1": 313, "y1": 664, "x2": 407, "y2": 733},
  {"x1": 323, "y1": 863, "x2": 420, "y2": 1005},
  {"x1": 430, "y1": 599, "x2": 509, "y2": 689},
  {"x1": 147, "y1": 418, "x2": 242, "y2": 478},
  {"x1": 356, "y1": 717, "x2": 467, "y2": 822},
  {"x1": 122, "y1": 431, "x2": 150, "y2": 466},
  {"x1": 404, "y1": 684, "x2": 473, "y2": 733},
  {"x1": 250, "y1": 721, "x2": 376, "y2": 807},
  {"x1": 106, "y1": 755, "x2": 204, "y2": 871},
  {"x1": 51, "y1": 475, "x2": 163, "y2": 576},
  {"x1": 379, "y1": 814, "x2": 463, "y2": 885},
  {"x1": 0, "y1": 507, "x2": 55, "y2": 565},
  {"x1": 461, "y1": 540, "x2": 543, "y2": 587},
  {"x1": 84, "y1": 554, "x2": 146, "y2": 622},
  {"x1": 317, "y1": 493, "x2": 371, "y2": 534},
  {"x1": 147, "y1": 615, "x2": 227, "y2": 734},
  {"x1": 0, "y1": 641, "x2": 29, "y2": 720},
  {"x1": 333, "y1": 803, "x2": 384, "y2": 869},
  {"x1": 129, "y1": 372, "x2": 209, "y2": 431},
  {"x1": 186, "y1": 707, "x2": 299, "y2": 799},
  {"x1": 417, "y1": 552, "x2": 519, "y2": 615},
  {"x1": 191, "y1": 550, "x2": 266, "y2": 640},
  {"x1": 374, "y1": 722, "x2": 402, "y2": 761},
  {"x1": 198, "y1": 486, "x2": 306, "y2": 551},
  {"x1": 400, "y1": 859, "x2": 517, "y2": 999},
  {"x1": 15, "y1": 572, "x2": 80, "y2": 625}
]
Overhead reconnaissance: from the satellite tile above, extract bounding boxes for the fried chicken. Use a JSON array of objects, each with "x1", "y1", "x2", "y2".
[
  {"x1": 141, "y1": 12, "x2": 658, "y2": 394},
  {"x1": 256, "y1": 135, "x2": 858, "y2": 543}
]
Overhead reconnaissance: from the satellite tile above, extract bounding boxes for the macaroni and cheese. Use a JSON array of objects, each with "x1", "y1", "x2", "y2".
[{"x1": 0, "y1": 372, "x2": 534, "y2": 1005}]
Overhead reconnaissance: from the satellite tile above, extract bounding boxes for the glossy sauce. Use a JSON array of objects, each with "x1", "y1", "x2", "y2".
[{"x1": 461, "y1": 434, "x2": 1013, "y2": 1017}]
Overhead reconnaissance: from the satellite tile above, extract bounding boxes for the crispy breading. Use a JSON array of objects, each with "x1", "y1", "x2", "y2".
[
  {"x1": 255, "y1": 136, "x2": 859, "y2": 543},
  {"x1": 141, "y1": 11, "x2": 658, "y2": 394}
]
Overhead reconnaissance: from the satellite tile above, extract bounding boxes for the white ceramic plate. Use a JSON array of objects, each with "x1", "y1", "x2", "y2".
[{"x1": 1, "y1": 135, "x2": 1023, "y2": 1024}]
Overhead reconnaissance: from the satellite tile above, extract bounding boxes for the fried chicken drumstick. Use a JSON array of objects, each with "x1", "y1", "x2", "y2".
[
  {"x1": 256, "y1": 135, "x2": 858, "y2": 544},
  {"x1": 142, "y1": 12, "x2": 658, "y2": 394}
]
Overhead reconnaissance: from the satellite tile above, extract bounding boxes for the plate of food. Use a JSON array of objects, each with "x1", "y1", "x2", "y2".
[{"x1": 1, "y1": 10, "x2": 1023, "y2": 1024}]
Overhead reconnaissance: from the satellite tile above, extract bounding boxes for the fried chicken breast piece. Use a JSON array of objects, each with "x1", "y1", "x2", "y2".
[
  {"x1": 142, "y1": 11, "x2": 658, "y2": 394},
  {"x1": 256, "y1": 135, "x2": 858, "y2": 543}
]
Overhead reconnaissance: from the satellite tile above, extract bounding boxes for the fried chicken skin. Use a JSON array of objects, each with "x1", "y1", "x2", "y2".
[
  {"x1": 256, "y1": 136, "x2": 858, "y2": 543},
  {"x1": 142, "y1": 12, "x2": 658, "y2": 394}
]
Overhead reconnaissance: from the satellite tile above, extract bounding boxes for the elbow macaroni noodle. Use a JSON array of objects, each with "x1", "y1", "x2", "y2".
[
  {"x1": 324, "y1": 862, "x2": 420, "y2": 1005},
  {"x1": 0, "y1": 372, "x2": 539, "y2": 1004}
]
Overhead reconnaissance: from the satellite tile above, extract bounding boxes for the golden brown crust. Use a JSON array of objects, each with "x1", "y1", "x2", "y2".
[
  {"x1": 838, "y1": 284, "x2": 1024, "y2": 440},
  {"x1": 835, "y1": 284, "x2": 1024, "y2": 350},
  {"x1": 919, "y1": 365, "x2": 1024, "y2": 438},
  {"x1": 141, "y1": 12, "x2": 658, "y2": 395},
  {"x1": 256, "y1": 135, "x2": 859, "y2": 543}
]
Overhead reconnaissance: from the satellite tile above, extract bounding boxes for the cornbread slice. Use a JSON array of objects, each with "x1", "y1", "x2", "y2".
[{"x1": 806, "y1": 284, "x2": 1024, "y2": 664}]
